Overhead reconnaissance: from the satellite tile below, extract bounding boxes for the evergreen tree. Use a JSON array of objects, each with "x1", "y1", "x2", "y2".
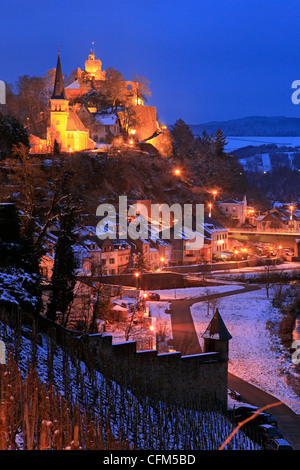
[
  {"x1": 47, "y1": 206, "x2": 78, "y2": 322},
  {"x1": 0, "y1": 111, "x2": 29, "y2": 160},
  {"x1": 212, "y1": 128, "x2": 227, "y2": 157},
  {"x1": 20, "y1": 216, "x2": 43, "y2": 315},
  {"x1": 0, "y1": 203, "x2": 23, "y2": 268},
  {"x1": 171, "y1": 119, "x2": 195, "y2": 158},
  {"x1": 0, "y1": 203, "x2": 43, "y2": 315},
  {"x1": 134, "y1": 253, "x2": 149, "y2": 273}
]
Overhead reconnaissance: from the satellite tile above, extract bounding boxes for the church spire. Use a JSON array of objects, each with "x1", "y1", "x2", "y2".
[{"x1": 52, "y1": 53, "x2": 67, "y2": 100}]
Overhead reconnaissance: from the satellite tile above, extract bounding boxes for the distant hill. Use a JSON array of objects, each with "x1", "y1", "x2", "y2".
[{"x1": 188, "y1": 116, "x2": 300, "y2": 137}]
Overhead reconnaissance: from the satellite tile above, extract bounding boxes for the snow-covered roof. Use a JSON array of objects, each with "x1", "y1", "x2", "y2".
[
  {"x1": 204, "y1": 215, "x2": 228, "y2": 234},
  {"x1": 66, "y1": 79, "x2": 81, "y2": 90},
  {"x1": 217, "y1": 198, "x2": 243, "y2": 205},
  {"x1": 95, "y1": 113, "x2": 118, "y2": 126}
]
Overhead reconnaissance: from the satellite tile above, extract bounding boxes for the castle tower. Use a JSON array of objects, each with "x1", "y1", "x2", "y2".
[
  {"x1": 202, "y1": 308, "x2": 232, "y2": 362},
  {"x1": 48, "y1": 53, "x2": 69, "y2": 150},
  {"x1": 84, "y1": 45, "x2": 106, "y2": 80}
]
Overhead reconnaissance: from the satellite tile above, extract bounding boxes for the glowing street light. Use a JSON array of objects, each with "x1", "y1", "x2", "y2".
[
  {"x1": 149, "y1": 324, "x2": 154, "y2": 349},
  {"x1": 134, "y1": 272, "x2": 140, "y2": 289},
  {"x1": 208, "y1": 203, "x2": 212, "y2": 218},
  {"x1": 289, "y1": 205, "x2": 294, "y2": 220},
  {"x1": 212, "y1": 190, "x2": 218, "y2": 200},
  {"x1": 174, "y1": 168, "x2": 181, "y2": 176}
]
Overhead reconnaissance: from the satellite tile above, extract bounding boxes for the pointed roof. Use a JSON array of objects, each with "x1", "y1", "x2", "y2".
[
  {"x1": 51, "y1": 53, "x2": 67, "y2": 100},
  {"x1": 202, "y1": 308, "x2": 232, "y2": 341}
]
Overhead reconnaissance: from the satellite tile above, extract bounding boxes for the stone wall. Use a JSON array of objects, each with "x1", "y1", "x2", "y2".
[
  {"x1": 131, "y1": 106, "x2": 158, "y2": 141},
  {"x1": 89, "y1": 271, "x2": 188, "y2": 290},
  {"x1": 0, "y1": 308, "x2": 229, "y2": 409},
  {"x1": 86, "y1": 333, "x2": 228, "y2": 407}
]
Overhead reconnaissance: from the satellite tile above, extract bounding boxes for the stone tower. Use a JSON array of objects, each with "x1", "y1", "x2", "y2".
[
  {"x1": 202, "y1": 308, "x2": 232, "y2": 362},
  {"x1": 84, "y1": 46, "x2": 106, "y2": 81}
]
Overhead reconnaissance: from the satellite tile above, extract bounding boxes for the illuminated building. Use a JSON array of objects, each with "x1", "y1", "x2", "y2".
[{"x1": 47, "y1": 53, "x2": 96, "y2": 152}]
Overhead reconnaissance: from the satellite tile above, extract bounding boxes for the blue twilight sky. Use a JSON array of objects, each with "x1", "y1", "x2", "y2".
[{"x1": 1, "y1": 0, "x2": 300, "y2": 125}]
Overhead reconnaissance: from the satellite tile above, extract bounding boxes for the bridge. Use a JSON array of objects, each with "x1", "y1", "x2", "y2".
[{"x1": 228, "y1": 228, "x2": 300, "y2": 260}]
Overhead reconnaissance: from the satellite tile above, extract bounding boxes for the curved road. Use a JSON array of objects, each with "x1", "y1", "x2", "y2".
[{"x1": 167, "y1": 284, "x2": 300, "y2": 450}]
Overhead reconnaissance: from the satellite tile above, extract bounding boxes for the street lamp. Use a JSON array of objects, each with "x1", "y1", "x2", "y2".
[
  {"x1": 289, "y1": 205, "x2": 294, "y2": 220},
  {"x1": 149, "y1": 324, "x2": 154, "y2": 350},
  {"x1": 212, "y1": 190, "x2": 218, "y2": 200},
  {"x1": 208, "y1": 203, "x2": 212, "y2": 218},
  {"x1": 134, "y1": 272, "x2": 140, "y2": 289},
  {"x1": 174, "y1": 168, "x2": 181, "y2": 176}
]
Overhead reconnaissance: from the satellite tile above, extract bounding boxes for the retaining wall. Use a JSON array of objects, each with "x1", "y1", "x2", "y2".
[{"x1": 0, "y1": 308, "x2": 229, "y2": 409}]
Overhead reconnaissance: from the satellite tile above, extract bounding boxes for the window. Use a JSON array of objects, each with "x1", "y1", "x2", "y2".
[{"x1": 109, "y1": 258, "x2": 115, "y2": 264}]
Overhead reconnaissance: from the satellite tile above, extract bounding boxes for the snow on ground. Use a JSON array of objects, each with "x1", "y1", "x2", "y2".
[
  {"x1": 211, "y1": 262, "x2": 300, "y2": 279},
  {"x1": 151, "y1": 284, "x2": 244, "y2": 300},
  {"x1": 190, "y1": 287, "x2": 300, "y2": 414},
  {"x1": 226, "y1": 136, "x2": 300, "y2": 151}
]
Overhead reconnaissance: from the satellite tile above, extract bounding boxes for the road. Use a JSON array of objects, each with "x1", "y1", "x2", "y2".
[
  {"x1": 228, "y1": 373, "x2": 300, "y2": 450},
  {"x1": 168, "y1": 284, "x2": 260, "y2": 356},
  {"x1": 168, "y1": 284, "x2": 300, "y2": 449}
]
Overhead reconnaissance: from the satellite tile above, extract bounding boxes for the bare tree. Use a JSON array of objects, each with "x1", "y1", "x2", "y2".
[
  {"x1": 131, "y1": 74, "x2": 151, "y2": 105},
  {"x1": 118, "y1": 105, "x2": 137, "y2": 137},
  {"x1": 204, "y1": 288, "x2": 220, "y2": 316}
]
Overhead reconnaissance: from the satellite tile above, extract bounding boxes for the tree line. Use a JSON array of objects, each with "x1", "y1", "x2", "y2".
[
  {"x1": 2, "y1": 65, "x2": 151, "y2": 141},
  {"x1": 170, "y1": 118, "x2": 247, "y2": 198}
]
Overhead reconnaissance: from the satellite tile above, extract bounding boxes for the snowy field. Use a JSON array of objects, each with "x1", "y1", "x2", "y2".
[
  {"x1": 226, "y1": 136, "x2": 300, "y2": 152},
  {"x1": 151, "y1": 284, "x2": 244, "y2": 300},
  {"x1": 211, "y1": 262, "x2": 300, "y2": 279},
  {"x1": 148, "y1": 283, "x2": 300, "y2": 414},
  {"x1": 190, "y1": 287, "x2": 300, "y2": 415}
]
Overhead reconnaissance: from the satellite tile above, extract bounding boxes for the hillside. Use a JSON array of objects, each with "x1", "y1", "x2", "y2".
[{"x1": 189, "y1": 116, "x2": 300, "y2": 137}]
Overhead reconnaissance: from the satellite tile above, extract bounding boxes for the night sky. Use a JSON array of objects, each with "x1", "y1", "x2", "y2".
[{"x1": 1, "y1": 0, "x2": 300, "y2": 125}]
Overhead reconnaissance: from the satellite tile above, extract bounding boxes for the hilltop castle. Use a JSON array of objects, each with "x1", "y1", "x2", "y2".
[{"x1": 30, "y1": 48, "x2": 172, "y2": 156}]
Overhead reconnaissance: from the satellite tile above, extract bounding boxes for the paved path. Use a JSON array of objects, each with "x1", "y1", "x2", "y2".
[
  {"x1": 228, "y1": 373, "x2": 300, "y2": 450},
  {"x1": 168, "y1": 284, "x2": 260, "y2": 356},
  {"x1": 169, "y1": 299, "x2": 202, "y2": 356},
  {"x1": 168, "y1": 283, "x2": 300, "y2": 449}
]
